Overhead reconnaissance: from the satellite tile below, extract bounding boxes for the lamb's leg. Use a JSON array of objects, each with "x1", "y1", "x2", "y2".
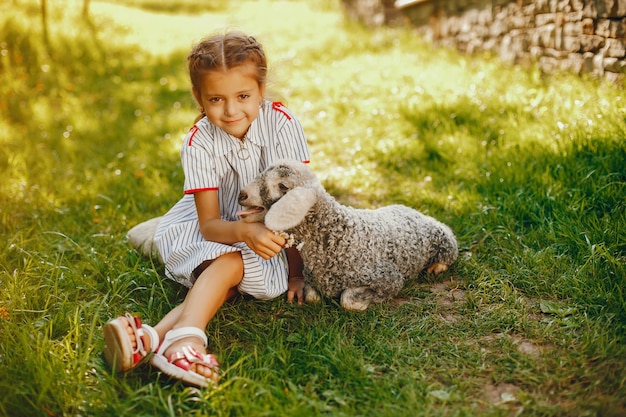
[
  {"x1": 340, "y1": 287, "x2": 376, "y2": 311},
  {"x1": 426, "y1": 263, "x2": 449, "y2": 275},
  {"x1": 304, "y1": 285, "x2": 321, "y2": 304}
]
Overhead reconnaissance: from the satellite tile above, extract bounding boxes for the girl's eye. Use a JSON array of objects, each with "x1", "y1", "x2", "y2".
[
  {"x1": 278, "y1": 183, "x2": 289, "y2": 193},
  {"x1": 239, "y1": 94, "x2": 250, "y2": 100},
  {"x1": 209, "y1": 97, "x2": 221, "y2": 103}
]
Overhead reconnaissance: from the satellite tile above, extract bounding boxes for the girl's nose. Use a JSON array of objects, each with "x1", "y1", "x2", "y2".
[{"x1": 224, "y1": 100, "x2": 237, "y2": 116}]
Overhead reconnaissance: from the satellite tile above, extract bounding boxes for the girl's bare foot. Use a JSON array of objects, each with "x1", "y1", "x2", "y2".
[{"x1": 120, "y1": 316, "x2": 152, "y2": 352}]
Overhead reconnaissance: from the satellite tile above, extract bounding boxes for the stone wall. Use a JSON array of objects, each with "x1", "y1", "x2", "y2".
[{"x1": 341, "y1": 0, "x2": 626, "y2": 83}]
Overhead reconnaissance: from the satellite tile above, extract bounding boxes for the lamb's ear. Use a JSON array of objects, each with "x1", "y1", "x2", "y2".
[{"x1": 265, "y1": 186, "x2": 316, "y2": 231}]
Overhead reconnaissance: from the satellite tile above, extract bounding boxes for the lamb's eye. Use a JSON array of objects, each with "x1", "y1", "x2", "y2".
[{"x1": 278, "y1": 183, "x2": 289, "y2": 193}]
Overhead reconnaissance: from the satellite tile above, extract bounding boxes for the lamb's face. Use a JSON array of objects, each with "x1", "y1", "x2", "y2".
[{"x1": 237, "y1": 160, "x2": 315, "y2": 223}]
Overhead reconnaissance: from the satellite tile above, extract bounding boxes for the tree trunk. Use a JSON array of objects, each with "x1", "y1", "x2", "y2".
[
  {"x1": 41, "y1": 0, "x2": 51, "y2": 55},
  {"x1": 82, "y1": 0, "x2": 91, "y2": 19}
]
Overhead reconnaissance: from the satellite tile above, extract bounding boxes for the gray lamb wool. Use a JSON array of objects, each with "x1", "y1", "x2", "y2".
[{"x1": 238, "y1": 159, "x2": 458, "y2": 311}]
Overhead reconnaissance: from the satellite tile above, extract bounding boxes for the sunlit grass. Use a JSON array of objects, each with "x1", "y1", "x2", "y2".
[{"x1": 1, "y1": 0, "x2": 625, "y2": 415}]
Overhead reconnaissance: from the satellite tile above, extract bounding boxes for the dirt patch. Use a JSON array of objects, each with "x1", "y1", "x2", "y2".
[
  {"x1": 510, "y1": 335, "x2": 543, "y2": 356},
  {"x1": 485, "y1": 382, "x2": 520, "y2": 405}
]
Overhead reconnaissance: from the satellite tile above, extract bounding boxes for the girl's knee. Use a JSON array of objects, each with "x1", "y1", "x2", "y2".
[
  {"x1": 220, "y1": 251, "x2": 244, "y2": 269},
  {"x1": 192, "y1": 252, "x2": 244, "y2": 285},
  {"x1": 214, "y1": 252, "x2": 244, "y2": 283}
]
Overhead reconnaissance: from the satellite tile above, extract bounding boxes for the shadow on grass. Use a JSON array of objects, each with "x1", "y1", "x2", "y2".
[
  {"x1": 366, "y1": 96, "x2": 626, "y2": 325},
  {"x1": 1, "y1": 8, "x2": 193, "y2": 227}
]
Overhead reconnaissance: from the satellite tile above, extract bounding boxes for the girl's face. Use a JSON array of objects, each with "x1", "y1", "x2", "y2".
[{"x1": 193, "y1": 63, "x2": 265, "y2": 140}]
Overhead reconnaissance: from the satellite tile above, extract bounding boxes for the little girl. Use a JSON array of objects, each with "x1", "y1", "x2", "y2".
[{"x1": 103, "y1": 31, "x2": 310, "y2": 388}]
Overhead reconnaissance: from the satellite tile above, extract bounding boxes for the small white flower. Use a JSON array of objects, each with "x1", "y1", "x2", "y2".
[{"x1": 274, "y1": 231, "x2": 300, "y2": 249}]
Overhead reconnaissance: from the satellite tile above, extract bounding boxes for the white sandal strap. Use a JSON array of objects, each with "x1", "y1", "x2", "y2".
[
  {"x1": 125, "y1": 313, "x2": 146, "y2": 357},
  {"x1": 124, "y1": 313, "x2": 159, "y2": 355},
  {"x1": 156, "y1": 327, "x2": 207, "y2": 355},
  {"x1": 137, "y1": 324, "x2": 159, "y2": 352}
]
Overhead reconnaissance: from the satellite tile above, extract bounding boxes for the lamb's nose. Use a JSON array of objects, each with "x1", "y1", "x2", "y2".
[{"x1": 238, "y1": 191, "x2": 248, "y2": 202}]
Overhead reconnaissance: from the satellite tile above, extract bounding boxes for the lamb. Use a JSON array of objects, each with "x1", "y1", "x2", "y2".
[{"x1": 237, "y1": 159, "x2": 458, "y2": 311}]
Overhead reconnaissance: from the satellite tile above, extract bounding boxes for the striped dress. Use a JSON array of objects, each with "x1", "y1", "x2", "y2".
[{"x1": 153, "y1": 101, "x2": 310, "y2": 299}]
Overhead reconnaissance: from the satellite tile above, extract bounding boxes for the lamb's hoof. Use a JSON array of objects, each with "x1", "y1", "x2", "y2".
[
  {"x1": 427, "y1": 263, "x2": 449, "y2": 275},
  {"x1": 340, "y1": 287, "x2": 374, "y2": 311},
  {"x1": 304, "y1": 285, "x2": 321, "y2": 304}
]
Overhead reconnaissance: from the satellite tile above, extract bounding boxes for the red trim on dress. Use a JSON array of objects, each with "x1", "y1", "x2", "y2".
[
  {"x1": 272, "y1": 102, "x2": 292, "y2": 120},
  {"x1": 187, "y1": 125, "x2": 199, "y2": 146},
  {"x1": 184, "y1": 187, "x2": 218, "y2": 194}
]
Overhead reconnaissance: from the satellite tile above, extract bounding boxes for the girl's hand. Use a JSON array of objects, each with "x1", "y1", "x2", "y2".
[
  {"x1": 241, "y1": 222, "x2": 286, "y2": 260},
  {"x1": 287, "y1": 276, "x2": 305, "y2": 305}
]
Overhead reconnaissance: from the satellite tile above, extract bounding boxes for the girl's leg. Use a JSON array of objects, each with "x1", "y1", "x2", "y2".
[
  {"x1": 156, "y1": 251, "x2": 244, "y2": 378},
  {"x1": 108, "y1": 252, "x2": 242, "y2": 375}
]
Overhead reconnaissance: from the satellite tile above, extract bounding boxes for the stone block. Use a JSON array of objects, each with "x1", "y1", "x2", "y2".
[
  {"x1": 534, "y1": 0, "x2": 551, "y2": 13},
  {"x1": 544, "y1": 47, "x2": 570, "y2": 58},
  {"x1": 582, "y1": 1, "x2": 597, "y2": 19},
  {"x1": 560, "y1": 57, "x2": 577, "y2": 71},
  {"x1": 555, "y1": 0, "x2": 572, "y2": 13},
  {"x1": 566, "y1": 52, "x2": 585, "y2": 73},
  {"x1": 449, "y1": 16, "x2": 463, "y2": 35},
  {"x1": 467, "y1": 39, "x2": 484, "y2": 54},
  {"x1": 563, "y1": 35, "x2": 582, "y2": 52},
  {"x1": 582, "y1": 18, "x2": 595, "y2": 35},
  {"x1": 510, "y1": 12, "x2": 530, "y2": 29},
  {"x1": 603, "y1": 57, "x2": 619, "y2": 71},
  {"x1": 580, "y1": 34, "x2": 606, "y2": 52},
  {"x1": 477, "y1": 7, "x2": 493, "y2": 25},
  {"x1": 570, "y1": 0, "x2": 584, "y2": 12},
  {"x1": 539, "y1": 55, "x2": 560, "y2": 72},
  {"x1": 606, "y1": 38, "x2": 626, "y2": 58},
  {"x1": 582, "y1": 52, "x2": 595, "y2": 73},
  {"x1": 536, "y1": 13, "x2": 556, "y2": 26},
  {"x1": 596, "y1": 0, "x2": 626, "y2": 18},
  {"x1": 483, "y1": 38, "x2": 499, "y2": 51},
  {"x1": 604, "y1": 71, "x2": 624, "y2": 84},
  {"x1": 462, "y1": 8, "x2": 478, "y2": 25},
  {"x1": 549, "y1": 0, "x2": 558, "y2": 13},
  {"x1": 491, "y1": 18, "x2": 509, "y2": 36},
  {"x1": 537, "y1": 23, "x2": 557, "y2": 48},
  {"x1": 530, "y1": 45, "x2": 544, "y2": 58},
  {"x1": 593, "y1": 52, "x2": 605, "y2": 74},
  {"x1": 565, "y1": 11, "x2": 584, "y2": 22},
  {"x1": 608, "y1": 19, "x2": 625, "y2": 38},
  {"x1": 530, "y1": 27, "x2": 545, "y2": 46},
  {"x1": 596, "y1": 19, "x2": 611, "y2": 37},
  {"x1": 555, "y1": 24, "x2": 564, "y2": 49},
  {"x1": 604, "y1": 58, "x2": 626, "y2": 73},
  {"x1": 523, "y1": 3, "x2": 536, "y2": 17},
  {"x1": 564, "y1": 21, "x2": 582, "y2": 36}
]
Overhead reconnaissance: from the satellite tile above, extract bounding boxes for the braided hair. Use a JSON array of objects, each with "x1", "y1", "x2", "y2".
[{"x1": 188, "y1": 32, "x2": 268, "y2": 120}]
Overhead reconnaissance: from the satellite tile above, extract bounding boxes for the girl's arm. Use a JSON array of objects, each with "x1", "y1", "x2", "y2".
[
  {"x1": 285, "y1": 246, "x2": 305, "y2": 305},
  {"x1": 194, "y1": 190, "x2": 285, "y2": 260}
]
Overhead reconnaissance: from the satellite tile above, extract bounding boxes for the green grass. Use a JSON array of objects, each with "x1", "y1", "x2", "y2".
[{"x1": 1, "y1": 0, "x2": 625, "y2": 416}]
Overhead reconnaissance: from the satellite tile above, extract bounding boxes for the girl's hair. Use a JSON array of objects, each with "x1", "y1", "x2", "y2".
[{"x1": 188, "y1": 31, "x2": 268, "y2": 94}]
